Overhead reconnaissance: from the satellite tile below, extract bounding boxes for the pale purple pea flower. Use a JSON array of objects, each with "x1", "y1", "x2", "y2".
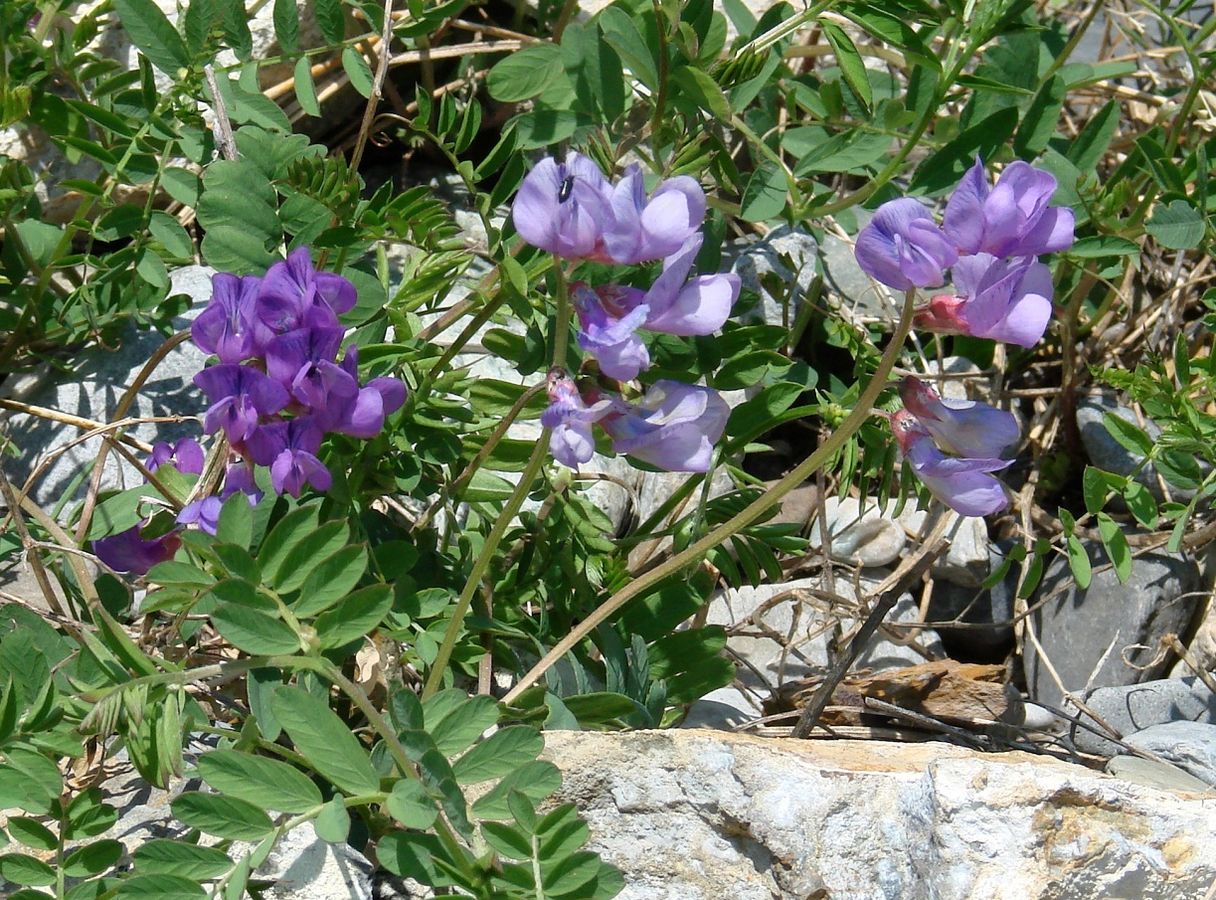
[
  {"x1": 855, "y1": 199, "x2": 958, "y2": 290},
  {"x1": 601, "y1": 165, "x2": 707, "y2": 265},
  {"x1": 93, "y1": 525, "x2": 181, "y2": 575},
  {"x1": 599, "y1": 380, "x2": 729, "y2": 473},
  {"x1": 574, "y1": 284, "x2": 652, "y2": 381},
  {"x1": 192, "y1": 273, "x2": 262, "y2": 363},
  {"x1": 915, "y1": 253, "x2": 1053, "y2": 348},
  {"x1": 512, "y1": 153, "x2": 613, "y2": 260},
  {"x1": 898, "y1": 377, "x2": 1019, "y2": 459},
  {"x1": 541, "y1": 370, "x2": 615, "y2": 469},
  {"x1": 641, "y1": 234, "x2": 740, "y2": 336},
  {"x1": 943, "y1": 158, "x2": 1075, "y2": 259},
  {"x1": 247, "y1": 417, "x2": 331, "y2": 497},
  {"x1": 147, "y1": 438, "x2": 205, "y2": 475},
  {"x1": 573, "y1": 236, "x2": 741, "y2": 380},
  {"x1": 194, "y1": 365, "x2": 291, "y2": 444},
  {"x1": 176, "y1": 496, "x2": 223, "y2": 535},
  {"x1": 325, "y1": 346, "x2": 407, "y2": 439}
]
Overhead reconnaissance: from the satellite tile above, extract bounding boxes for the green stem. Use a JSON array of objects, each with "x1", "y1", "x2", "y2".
[
  {"x1": 502, "y1": 288, "x2": 917, "y2": 703},
  {"x1": 422, "y1": 438, "x2": 550, "y2": 699},
  {"x1": 551, "y1": 264, "x2": 571, "y2": 368}
]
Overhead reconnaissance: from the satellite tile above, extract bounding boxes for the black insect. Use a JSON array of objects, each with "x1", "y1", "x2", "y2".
[{"x1": 558, "y1": 175, "x2": 575, "y2": 202}]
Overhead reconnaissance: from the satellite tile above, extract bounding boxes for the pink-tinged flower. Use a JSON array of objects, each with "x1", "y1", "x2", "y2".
[
  {"x1": 147, "y1": 438, "x2": 205, "y2": 475},
  {"x1": 855, "y1": 199, "x2": 958, "y2": 291},
  {"x1": 192, "y1": 273, "x2": 261, "y2": 363},
  {"x1": 599, "y1": 380, "x2": 729, "y2": 473},
  {"x1": 898, "y1": 377, "x2": 1018, "y2": 459},
  {"x1": 247, "y1": 417, "x2": 331, "y2": 497},
  {"x1": 256, "y1": 247, "x2": 356, "y2": 337},
  {"x1": 93, "y1": 524, "x2": 181, "y2": 575},
  {"x1": 176, "y1": 496, "x2": 223, "y2": 535},
  {"x1": 891, "y1": 403, "x2": 1014, "y2": 518},
  {"x1": 914, "y1": 254, "x2": 1053, "y2": 348},
  {"x1": 943, "y1": 158, "x2": 1075, "y2": 259},
  {"x1": 512, "y1": 153, "x2": 613, "y2": 259},
  {"x1": 573, "y1": 236, "x2": 741, "y2": 381},
  {"x1": 194, "y1": 365, "x2": 291, "y2": 443},
  {"x1": 541, "y1": 370, "x2": 615, "y2": 469},
  {"x1": 601, "y1": 165, "x2": 706, "y2": 265}
]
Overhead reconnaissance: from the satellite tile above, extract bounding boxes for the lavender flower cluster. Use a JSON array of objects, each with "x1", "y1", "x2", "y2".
[
  {"x1": 93, "y1": 249, "x2": 405, "y2": 574},
  {"x1": 856, "y1": 158, "x2": 1075, "y2": 516},
  {"x1": 511, "y1": 153, "x2": 741, "y2": 473}
]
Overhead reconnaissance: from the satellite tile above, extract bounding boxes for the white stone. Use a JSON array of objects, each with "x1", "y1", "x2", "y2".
[
  {"x1": 544, "y1": 730, "x2": 1216, "y2": 900},
  {"x1": 809, "y1": 496, "x2": 906, "y2": 568}
]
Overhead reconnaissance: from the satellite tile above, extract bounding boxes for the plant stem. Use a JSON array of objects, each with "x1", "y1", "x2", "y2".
[
  {"x1": 422, "y1": 439, "x2": 550, "y2": 699},
  {"x1": 502, "y1": 288, "x2": 917, "y2": 703}
]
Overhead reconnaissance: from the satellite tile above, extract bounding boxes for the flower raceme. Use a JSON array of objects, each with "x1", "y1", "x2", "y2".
[
  {"x1": 512, "y1": 152, "x2": 707, "y2": 265},
  {"x1": 542, "y1": 371, "x2": 729, "y2": 474},
  {"x1": 94, "y1": 249, "x2": 405, "y2": 575},
  {"x1": 855, "y1": 157, "x2": 1074, "y2": 348},
  {"x1": 893, "y1": 377, "x2": 1017, "y2": 517}
]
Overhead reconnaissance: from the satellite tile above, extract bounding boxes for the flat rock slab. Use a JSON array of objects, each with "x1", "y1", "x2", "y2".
[{"x1": 545, "y1": 730, "x2": 1216, "y2": 900}]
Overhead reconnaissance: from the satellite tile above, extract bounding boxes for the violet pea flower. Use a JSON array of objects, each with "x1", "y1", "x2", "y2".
[
  {"x1": 512, "y1": 153, "x2": 613, "y2": 260},
  {"x1": 192, "y1": 273, "x2": 261, "y2": 363},
  {"x1": 855, "y1": 199, "x2": 958, "y2": 291},
  {"x1": 194, "y1": 365, "x2": 291, "y2": 444},
  {"x1": 93, "y1": 524, "x2": 181, "y2": 575},
  {"x1": 247, "y1": 417, "x2": 332, "y2": 497},
  {"x1": 914, "y1": 254, "x2": 1053, "y2": 348},
  {"x1": 221, "y1": 462, "x2": 263, "y2": 505},
  {"x1": 256, "y1": 247, "x2": 357, "y2": 338},
  {"x1": 147, "y1": 438, "x2": 205, "y2": 475},
  {"x1": 897, "y1": 377, "x2": 1019, "y2": 460},
  {"x1": 601, "y1": 164, "x2": 707, "y2": 265},
  {"x1": 176, "y1": 496, "x2": 223, "y2": 535},
  {"x1": 892, "y1": 410, "x2": 1012, "y2": 517},
  {"x1": 599, "y1": 380, "x2": 729, "y2": 473},
  {"x1": 264, "y1": 324, "x2": 357, "y2": 418},
  {"x1": 541, "y1": 371, "x2": 615, "y2": 469},
  {"x1": 327, "y1": 346, "x2": 408, "y2": 439},
  {"x1": 943, "y1": 158, "x2": 1075, "y2": 259}
]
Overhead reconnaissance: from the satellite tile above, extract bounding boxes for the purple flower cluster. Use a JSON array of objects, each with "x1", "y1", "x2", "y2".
[
  {"x1": 856, "y1": 158, "x2": 1073, "y2": 349},
  {"x1": 190, "y1": 247, "x2": 405, "y2": 498},
  {"x1": 512, "y1": 153, "x2": 738, "y2": 473},
  {"x1": 92, "y1": 249, "x2": 406, "y2": 575},
  {"x1": 855, "y1": 158, "x2": 1075, "y2": 517}
]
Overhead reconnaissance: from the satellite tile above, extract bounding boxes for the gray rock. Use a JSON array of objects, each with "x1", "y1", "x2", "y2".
[
  {"x1": 897, "y1": 505, "x2": 992, "y2": 588},
  {"x1": 926, "y1": 541, "x2": 1017, "y2": 660},
  {"x1": 1125, "y1": 721, "x2": 1216, "y2": 787},
  {"x1": 1169, "y1": 595, "x2": 1216, "y2": 678},
  {"x1": 920, "y1": 355, "x2": 983, "y2": 402},
  {"x1": 707, "y1": 576, "x2": 942, "y2": 689},
  {"x1": 809, "y1": 496, "x2": 906, "y2": 568},
  {"x1": 725, "y1": 225, "x2": 818, "y2": 328},
  {"x1": 1106, "y1": 754, "x2": 1214, "y2": 794},
  {"x1": 545, "y1": 729, "x2": 1216, "y2": 900},
  {"x1": 679, "y1": 686, "x2": 760, "y2": 730},
  {"x1": 1024, "y1": 544, "x2": 1202, "y2": 710},
  {"x1": 1, "y1": 266, "x2": 213, "y2": 508},
  {"x1": 1076, "y1": 390, "x2": 1193, "y2": 502},
  {"x1": 1073, "y1": 677, "x2": 1216, "y2": 757}
]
